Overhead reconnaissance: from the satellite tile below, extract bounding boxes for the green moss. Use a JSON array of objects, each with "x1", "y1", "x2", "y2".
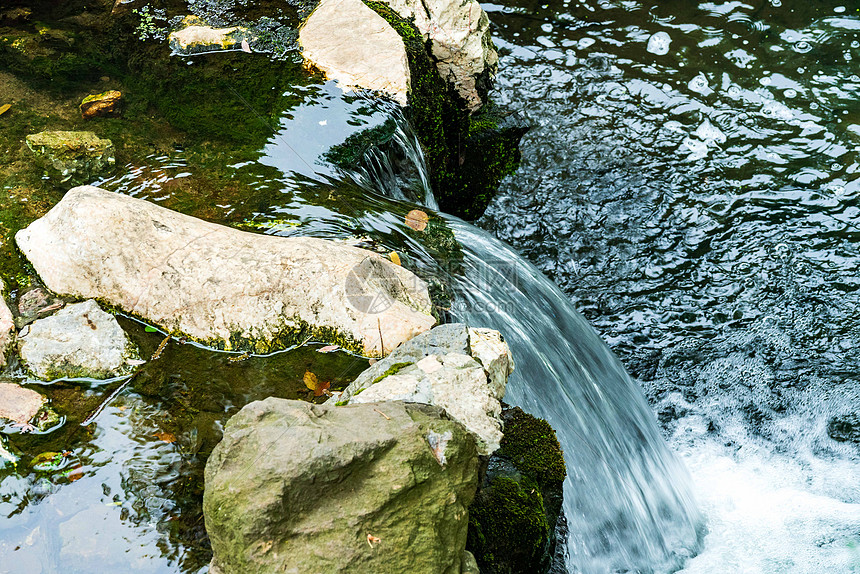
[
  {"x1": 467, "y1": 476, "x2": 551, "y2": 574},
  {"x1": 370, "y1": 361, "x2": 413, "y2": 385},
  {"x1": 466, "y1": 407, "x2": 567, "y2": 573},
  {"x1": 499, "y1": 406, "x2": 566, "y2": 486}
]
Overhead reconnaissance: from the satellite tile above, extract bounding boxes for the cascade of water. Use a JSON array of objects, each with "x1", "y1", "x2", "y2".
[
  {"x1": 344, "y1": 110, "x2": 439, "y2": 211},
  {"x1": 355, "y1": 113, "x2": 704, "y2": 572}
]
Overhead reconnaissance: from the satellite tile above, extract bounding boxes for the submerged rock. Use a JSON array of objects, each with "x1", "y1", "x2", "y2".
[
  {"x1": 299, "y1": 0, "x2": 410, "y2": 104},
  {"x1": 15, "y1": 287, "x2": 63, "y2": 328},
  {"x1": 25, "y1": 131, "x2": 114, "y2": 185},
  {"x1": 16, "y1": 186, "x2": 436, "y2": 356},
  {"x1": 168, "y1": 15, "x2": 251, "y2": 55},
  {"x1": 0, "y1": 280, "x2": 14, "y2": 367},
  {"x1": 0, "y1": 382, "x2": 59, "y2": 431},
  {"x1": 18, "y1": 299, "x2": 138, "y2": 380},
  {"x1": 204, "y1": 398, "x2": 478, "y2": 574},
  {"x1": 337, "y1": 323, "x2": 513, "y2": 454},
  {"x1": 80, "y1": 90, "x2": 122, "y2": 119}
]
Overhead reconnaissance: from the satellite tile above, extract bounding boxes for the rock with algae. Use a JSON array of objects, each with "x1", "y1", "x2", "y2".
[
  {"x1": 15, "y1": 186, "x2": 436, "y2": 356},
  {"x1": 204, "y1": 398, "x2": 479, "y2": 574},
  {"x1": 168, "y1": 15, "x2": 251, "y2": 55},
  {"x1": 25, "y1": 131, "x2": 115, "y2": 185},
  {"x1": 18, "y1": 299, "x2": 139, "y2": 381}
]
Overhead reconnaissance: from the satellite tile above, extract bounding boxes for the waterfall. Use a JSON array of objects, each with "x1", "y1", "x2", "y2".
[{"x1": 352, "y1": 113, "x2": 704, "y2": 572}]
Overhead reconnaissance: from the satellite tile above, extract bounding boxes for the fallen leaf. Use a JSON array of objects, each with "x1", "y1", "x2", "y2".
[
  {"x1": 368, "y1": 358, "x2": 377, "y2": 366},
  {"x1": 304, "y1": 371, "x2": 332, "y2": 396},
  {"x1": 63, "y1": 463, "x2": 84, "y2": 482},
  {"x1": 126, "y1": 358, "x2": 146, "y2": 366},
  {"x1": 367, "y1": 534, "x2": 381, "y2": 548},
  {"x1": 389, "y1": 251, "x2": 401, "y2": 266},
  {"x1": 153, "y1": 431, "x2": 176, "y2": 443},
  {"x1": 303, "y1": 371, "x2": 319, "y2": 391},
  {"x1": 317, "y1": 345, "x2": 340, "y2": 353},
  {"x1": 405, "y1": 209, "x2": 429, "y2": 231},
  {"x1": 144, "y1": 325, "x2": 158, "y2": 333},
  {"x1": 0, "y1": 104, "x2": 10, "y2": 117},
  {"x1": 314, "y1": 381, "x2": 331, "y2": 397},
  {"x1": 241, "y1": 38, "x2": 251, "y2": 53}
]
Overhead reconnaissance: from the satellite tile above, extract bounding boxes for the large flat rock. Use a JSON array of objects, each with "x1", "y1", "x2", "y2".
[
  {"x1": 299, "y1": 0, "x2": 411, "y2": 104},
  {"x1": 15, "y1": 186, "x2": 436, "y2": 356}
]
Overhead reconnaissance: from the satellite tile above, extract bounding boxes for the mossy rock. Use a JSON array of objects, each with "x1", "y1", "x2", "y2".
[
  {"x1": 467, "y1": 406, "x2": 567, "y2": 574},
  {"x1": 360, "y1": 1, "x2": 528, "y2": 220}
]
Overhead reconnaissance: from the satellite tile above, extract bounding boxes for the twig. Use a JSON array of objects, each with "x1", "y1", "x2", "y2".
[
  {"x1": 373, "y1": 408, "x2": 391, "y2": 420},
  {"x1": 80, "y1": 371, "x2": 142, "y2": 426},
  {"x1": 377, "y1": 318, "x2": 384, "y2": 357},
  {"x1": 151, "y1": 334, "x2": 171, "y2": 360}
]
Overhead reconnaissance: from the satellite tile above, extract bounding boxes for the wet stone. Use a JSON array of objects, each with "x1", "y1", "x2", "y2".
[
  {"x1": 168, "y1": 15, "x2": 251, "y2": 55},
  {"x1": 16, "y1": 287, "x2": 63, "y2": 328},
  {"x1": 0, "y1": 281, "x2": 13, "y2": 367},
  {"x1": 0, "y1": 382, "x2": 58, "y2": 430},
  {"x1": 18, "y1": 299, "x2": 138, "y2": 381},
  {"x1": 25, "y1": 131, "x2": 115, "y2": 186},
  {"x1": 80, "y1": 90, "x2": 122, "y2": 119}
]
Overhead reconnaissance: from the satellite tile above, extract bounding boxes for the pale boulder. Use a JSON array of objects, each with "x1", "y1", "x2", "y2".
[
  {"x1": 299, "y1": 0, "x2": 410, "y2": 104},
  {"x1": 351, "y1": 352, "x2": 504, "y2": 454},
  {"x1": 15, "y1": 186, "x2": 435, "y2": 356},
  {"x1": 18, "y1": 299, "x2": 137, "y2": 380},
  {"x1": 337, "y1": 323, "x2": 514, "y2": 454},
  {"x1": 377, "y1": 0, "x2": 498, "y2": 110}
]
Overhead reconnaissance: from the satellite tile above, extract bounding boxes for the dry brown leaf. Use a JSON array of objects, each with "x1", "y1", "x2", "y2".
[
  {"x1": 314, "y1": 381, "x2": 331, "y2": 397},
  {"x1": 405, "y1": 209, "x2": 429, "y2": 231},
  {"x1": 153, "y1": 431, "x2": 177, "y2": 443}
]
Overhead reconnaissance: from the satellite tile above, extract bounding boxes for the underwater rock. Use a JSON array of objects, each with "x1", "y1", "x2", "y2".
[
  {"x1": 0, "y1": 280, "x2": 13, "y2": 367},
  {"x1": 375, "y1": 0, "x2": 497, "y2": 111},
  {"x1": 0, "y1": 382, "x2": 59, "y2": 430},
  {"x1": 204, "y1": 398, "x2": 478, "y2": 574},
  {"x1": 337, "y1": 323, "x2": 512, "y2": 454},
  {"x1": 80, "y1": 90, "x2": 122, "y2": 119},
  {"x1": 168, "y1": 15, "x2": 251, "y2": 55},
  {"x1": 466, "y1": 406, "x2": 567, "y2": 574},
  {"x1": 15, "y1": 287, "x2": 63, "y2": 328},
  {"x1": 299, "y1": 0, "x2": 410, "y2": 104},
  {"x1": 18, "y1": 299, "x2": 138, "y2": 380},
  {"x1": 16, "y1": 186, "x2": 436, "y2": 356},
  {"x1": 24, "y1": 131, "x2": 115, "y2": 186}
]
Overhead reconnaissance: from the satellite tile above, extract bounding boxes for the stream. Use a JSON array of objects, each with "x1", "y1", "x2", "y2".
[{"x1": 0, "y1": 0, "x2": 858, "y2": 572}]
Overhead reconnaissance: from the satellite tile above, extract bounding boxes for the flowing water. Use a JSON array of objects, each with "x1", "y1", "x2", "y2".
[
  {"x1": 478, "y1": 0, "x2": 860, "y2": 571},
  {"x1": 2, "y1": 0, "x2": 859, "y2": 572}
]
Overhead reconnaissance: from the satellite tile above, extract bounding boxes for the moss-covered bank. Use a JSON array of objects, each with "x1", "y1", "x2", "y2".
[{"x1": 467, "y1": 406, "x2": 567, "y2": 574}]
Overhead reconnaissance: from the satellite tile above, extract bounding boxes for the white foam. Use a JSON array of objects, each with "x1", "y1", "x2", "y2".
[{"x1": 673, "y1": 438, "x2": 860, "y2": 573}]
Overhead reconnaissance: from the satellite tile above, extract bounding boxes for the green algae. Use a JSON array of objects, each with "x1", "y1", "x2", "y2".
[{"x1": 466, "y1": 407, "x2": 567, "y2": 574}]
